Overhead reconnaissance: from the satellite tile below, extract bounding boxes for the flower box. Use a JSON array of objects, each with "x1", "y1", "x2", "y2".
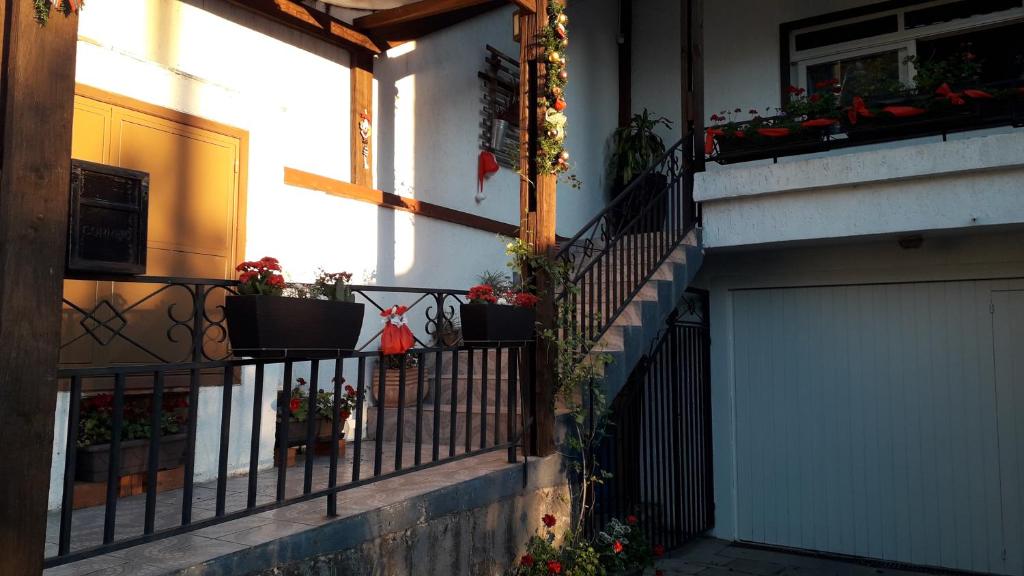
[
  {"x1": 370, "y1": 365, "x2": 427, "y2": 407},
  {"x1": 283, "y1": 416, "x2": 345, "y2": 446},
  {"x1": 460, "y1": 303, "x2": 536, "y2": 343},
  {"x1": 225, "y1": 295, "x2": 364, "y2": 357},
  {"x1": 75, "y1": 433, "x2": 187, "y2": 483}
]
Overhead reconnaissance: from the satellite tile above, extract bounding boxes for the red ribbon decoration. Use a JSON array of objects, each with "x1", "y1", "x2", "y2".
[
  {"x1": 801, "y1": 118, "x2": 838, "y2": 128},
  {"x1": 882, "y1": 106, "x2": 927, "y2": 117},
  {"x1": 936, "y1": 83, "x2": 966, "y2": 105},
  {"x1": 847, "y1": 97, "x2": 874, "y2": 125},
  {"x1": 963, "y1": 89, "x2": 994, "y2": 99},
  {"x1": 705, "y1": 128, "x2": 724, "y2": 151},
  {"x1": 380, "y1": 305, "x2": 414, "y2": 356},
  {"x1": 757, "y1": 128, "x2": 791, "y2": 137}
]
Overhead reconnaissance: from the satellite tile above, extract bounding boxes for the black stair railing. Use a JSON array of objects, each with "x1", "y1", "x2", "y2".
[{"x1": 554, "y1": 138, "x2": 695, "y2": 352}]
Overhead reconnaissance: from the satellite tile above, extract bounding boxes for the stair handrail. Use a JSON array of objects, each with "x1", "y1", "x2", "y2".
[{"x1": 555, "y1": 137, "x2": 690, "y2": 271}]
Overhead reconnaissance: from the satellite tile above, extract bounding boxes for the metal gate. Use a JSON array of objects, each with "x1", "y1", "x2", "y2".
[{"x1": 589, "y1": 289, "x2": 714, "y2": 551}]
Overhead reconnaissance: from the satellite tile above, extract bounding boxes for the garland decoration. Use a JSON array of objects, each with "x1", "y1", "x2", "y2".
[
  {"x1": 537, "y1": 0, "x2": 570, "y2": 174},
  {"x1": 34, "y1": 0, "x2": 80, "y2": 25}
]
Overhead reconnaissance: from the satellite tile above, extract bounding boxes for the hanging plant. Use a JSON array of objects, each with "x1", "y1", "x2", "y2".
[
  {"x1": 537, "y1": 0, "x2": 571, "y2": 175},
  {"x1": 34, "y1": 0, "x2": 81, "y2": 25}
]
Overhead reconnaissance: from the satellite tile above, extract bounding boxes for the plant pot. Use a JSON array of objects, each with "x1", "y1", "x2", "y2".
[
  {"x1": 75, "y1": 433, "x2": 187, "y2": 483},
  {"x1": 460, "y1": 303, "x2": 536, "y2": 343},
  {"x1": 225, "y1": 295, "x2": 364, "y2": 358},
  {"x1": 712, "y1": 130, "x2": 825, "y2": 164},
  {"x1": 490, "y1": 119, "x2": 510, "y2": 150},
  {"x1": 370, "y1": 366, "x2": 427, "y2": 407},
  {"x1": 284, "y1": 417, "x2": 345, "y2": 446}
]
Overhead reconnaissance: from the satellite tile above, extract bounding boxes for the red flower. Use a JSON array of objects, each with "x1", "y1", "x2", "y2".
[
  {"x1": 809, "y1": 93, "x2": 822, "y2": 103},
  {"x1": 259, "y1": 256, "x2": 281, "y2": 271},
  {"x1": 468, "y1": 285, "x2": 498, "y2": 304},
  {"x1": 512, "y1": 292, "x2": 540, "y2": 308},
  {"x1": 613, "y1": 540, "x2": 624, "y2": 554},
  {"x1": 814, "y1": 78, "x2": 839, "y2": 89},
  {"x1": 656, "y1": 571, "x2": 665, "y2": 576},
  {"x1": 654, "y1": 544, "x2": 665, "y2": 557},
  {"x1": 542, "y1": 514, "x2": 557, "y2": 528},
  {"x1": 87, "y1": 393, "x2": 114, "y2": 410},
  {"x1": 520, "y1": 554, "x2": 535, "y2": 567},
  {"x1": 626, "y1": 514, "x2": 638, "y2": 525},
  {"x1": 267, "y1": 275, "x2": 285, "y2": 288},
  {"x1": 786, "y1": 85, "x2": 800, "y2": 94},
  {"x1": 748, "y1": 109, "x2": 758, "y2": 115},
  {"x1": 238, "y1": 271, "x2": 256, "y2": 283},
  {"x1": 289, "y1": 397, "x2": 301, "y2": 413},
  {"x1": 345, "y1": 385, "x2": 356, "y2": 397},
  {"x1": 339, "y1": 410, "x2": 351, "y2": 421},
  {"x1": 709, "y1": 113, "x2": 724, "y2": 122},
  {"x1": 546, "y1": 560, "x2": 562, "y2": 574}
]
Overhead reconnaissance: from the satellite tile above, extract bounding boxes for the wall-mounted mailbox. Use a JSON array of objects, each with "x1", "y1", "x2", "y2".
[{"x1": 67, "y1": 159, "x2": 149, "y2": 275}]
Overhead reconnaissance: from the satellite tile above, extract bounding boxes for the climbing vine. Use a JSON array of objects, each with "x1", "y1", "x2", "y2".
[{"x1": 34, "y1": 0, "x2": 80, "y2": 25}]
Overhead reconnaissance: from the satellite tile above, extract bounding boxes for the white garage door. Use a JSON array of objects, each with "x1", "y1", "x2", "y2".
[{"x1": 732, "y1": 280, "x2": 1024, "y2": 575}]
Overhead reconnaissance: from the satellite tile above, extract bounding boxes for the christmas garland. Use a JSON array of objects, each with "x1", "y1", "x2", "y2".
[
  {"x1": 34, "y1": 0, "x2": 80, "y2": 25},
  {"x1": 537, "y1": 0, "x2": 570, "y2": 174}
]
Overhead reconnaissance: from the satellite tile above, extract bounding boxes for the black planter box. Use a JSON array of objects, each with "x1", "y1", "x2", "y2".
[
  {"x1": 713, "y1": 131, "x2": 826, "y2": 164},
  {"x1": 225, "y1": 296, "x2": 364, "y2": 357},
  {"x1": 460, "y1": 304, "x2": 535, "y2": 343},
  {"x1": 76, "y1": 433, "x2": 187, "y2": 483}
]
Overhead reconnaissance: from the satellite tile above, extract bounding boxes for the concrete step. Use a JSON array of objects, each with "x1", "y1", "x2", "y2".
[{"x1": 364, "y1": 403, "x2": 523, "y2": 445}]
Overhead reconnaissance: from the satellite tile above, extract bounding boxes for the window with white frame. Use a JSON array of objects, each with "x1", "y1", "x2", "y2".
[{"x1": 784, "y1": 0, "x2": 1024, "y2": 104}]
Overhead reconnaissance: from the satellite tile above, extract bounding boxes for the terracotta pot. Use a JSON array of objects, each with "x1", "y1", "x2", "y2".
[{"x1": 370, "y1": 366, "x2": 427, "y2": 407}]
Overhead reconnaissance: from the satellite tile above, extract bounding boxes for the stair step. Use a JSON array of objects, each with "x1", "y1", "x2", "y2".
[{"x1": 364, "y1": 404, "x2": 522, "y2": 444}]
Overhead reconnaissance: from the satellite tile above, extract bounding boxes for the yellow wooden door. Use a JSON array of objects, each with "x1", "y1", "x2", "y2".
[{"x1": 61, "y1": 92, "x2": 244, "y2": 370}]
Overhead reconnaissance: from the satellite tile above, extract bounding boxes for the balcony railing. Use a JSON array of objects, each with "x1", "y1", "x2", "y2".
[{"x1": 48, "y1": 278, "x2": 533, "y2": 567}]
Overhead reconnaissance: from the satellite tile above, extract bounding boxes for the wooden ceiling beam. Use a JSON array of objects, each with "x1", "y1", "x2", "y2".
[
  {"x1": 354, "y1": 0, "x2": 493, "y2": 31},
  {"x1": 224, "y1": 0, "x2": 381, "y2": 54},
  {"x1": 508, "y1": 0, "x2": 536, "y2": 14}
]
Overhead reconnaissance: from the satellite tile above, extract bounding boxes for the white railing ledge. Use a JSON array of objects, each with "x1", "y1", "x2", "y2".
[{"x1": 695, "y1": 130, "x2": 1024, "y2": 202}]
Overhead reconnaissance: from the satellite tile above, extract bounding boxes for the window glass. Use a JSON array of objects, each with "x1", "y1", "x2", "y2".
[
  {"x1": 807, "y1": 50, "x2": 902, "y2": 104},
  {"x1": 915, "y1": 22, "x2": 1024, "y2": 86}
]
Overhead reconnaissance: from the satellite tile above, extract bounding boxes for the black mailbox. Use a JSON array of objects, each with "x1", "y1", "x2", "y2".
[{"x1": 67, "y1": 159, "x2": 149, "y2": 275}]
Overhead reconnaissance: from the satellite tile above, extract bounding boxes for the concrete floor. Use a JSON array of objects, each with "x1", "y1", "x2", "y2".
[{"x1": 656, "y1": 538, "x2": 948, "y2": 576}]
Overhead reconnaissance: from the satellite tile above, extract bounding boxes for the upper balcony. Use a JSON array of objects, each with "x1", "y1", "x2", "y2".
[{"x1": 632, "y1": 0, "x2": 1024, "y2": 248}]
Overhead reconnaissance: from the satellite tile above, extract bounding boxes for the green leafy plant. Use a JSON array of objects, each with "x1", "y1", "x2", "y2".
[
  {"x1": 382, "y1": 353, "x2": 418, "y2": 370},
  {"x1": 906, "y1": 48, "x2": 983, "y2": 94},
  {"x1": 310, "y1": 270, "x2": 356, "y2": 302},
  {"x1": 287, "y1": 377, "x2": 361, "y2": 423},
  {"x1": 609, "y1": 109, "x2": 672, "y2": 187}
]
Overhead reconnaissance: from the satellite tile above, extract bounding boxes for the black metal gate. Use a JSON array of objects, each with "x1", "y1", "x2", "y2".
[{"x1": 589, "y1": 289, "x2": 713, "y2": 551}]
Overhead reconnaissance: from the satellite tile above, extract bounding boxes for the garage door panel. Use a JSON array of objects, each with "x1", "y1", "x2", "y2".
[
  {"x1": 733, "y1": 280, "x2": 1009, "y2": 574},
  {"x1": 994, "y1": 290, "x2": 1024, "y2": 576}
]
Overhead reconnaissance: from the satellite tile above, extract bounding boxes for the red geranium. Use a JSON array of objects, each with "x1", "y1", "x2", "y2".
[
  {"x1": 520, "y1": 554, "x2": 535, "y2": 567},
  {"x1": 613, "y1": 540, "x2": 624, "y2": 554},
  {"x1": 546, "y1": 560, "x2": 562, "y2": 574},
  {"x1": 542, "y1": 514, "x2": 557, "y2": 528},
  {"x1": 512, "y1": 292, "x2": 540, "y2": 308},
  {"x1": 626, "y1": 514, "x2": 638, "y2": 525},
  {"x1": 468, "y1": 284, "x2": 498, "y2": 304},
  {"x1": 339, "y1": 410, "x2": 351, "y2": 421},
  {"x1": 654, "y1": 544, "x2": 665, "y2": 557},
  {"x1": 289, "y1": 397, "x2": 302, "y2": 414}
]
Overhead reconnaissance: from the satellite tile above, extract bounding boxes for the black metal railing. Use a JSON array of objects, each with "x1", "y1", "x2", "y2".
[
  {"x1": 588, "y1": 289, "x2": 713, "y2": 551},
  {"x1": 554, "y1": 138, "x2": 695, "y2": 352},
  {"x1": 48, "y1": 279, "x2": 533, "y2": 568}
]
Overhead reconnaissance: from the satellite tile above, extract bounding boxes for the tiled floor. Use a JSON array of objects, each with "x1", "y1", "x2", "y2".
[
  {"x1": 656, "y1": 538, "x2": 946, "y2": 576},
  {"x1": 44, "y1": 441, "x2": 514, "y2": 575}
]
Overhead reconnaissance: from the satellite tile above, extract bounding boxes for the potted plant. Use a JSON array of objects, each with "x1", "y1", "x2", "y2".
[
  {"x1": 75, "y1": 393, "x2": 189, "y2": 482},
  {"x1": 370, "y1": 353, "x2": 426, "y2": 407},
  {"x1": 460, "y1": 282, "x2": 539, "y2": 344},
  {"x1": 279, "y1": 376, "x2": 360, "y2": 446},
  {"x1": 491, "y1": 95, "x2": 519, "y2": 152},
  {"x1": 609, "y1": 109, "x2": 672, "y2": 232},
  {"x1": 225, "y1": 260, "x2": 365, "y2": 357}
]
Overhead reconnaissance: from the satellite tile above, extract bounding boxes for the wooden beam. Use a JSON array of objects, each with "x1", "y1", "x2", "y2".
[
  {"x1": 618, "y1": 0, "x2": 632, "y2": 126},
  {"x1": 224, "y1": 0, "x2": 381, "y2": 54},
  {"x1": 508, "y1": 0, "x2": 536, "y2": 14},
  {"x1": 351, "y1": 53, "x2": 374, "y2": 187},
  {"x1": 0, "y1": 3, "x2": 79, "y2": 574},
  {"x1": 284, "y1": 168, "x2": 520, "y2": 237},
  {"x1": 355, "y1": 0, "x2": 492, "y2": 30},
  {"x1": 517, "y1": 0, "x2": 556, "y2": 457}
]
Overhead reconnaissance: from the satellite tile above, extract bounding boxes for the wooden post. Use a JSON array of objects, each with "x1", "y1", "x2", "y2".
[
  {"x1": 351, "y1": 51, "x2": 374, "y2": 187},
  {"x1": 0, "y1": 3, "x2": 79, "y2": 574},
  {"x1": 617, "y1": 0, "x2": 632, "y2": 126},
  {"x1": 518, "y1": 0, "x2": 556, "y2": 456}
]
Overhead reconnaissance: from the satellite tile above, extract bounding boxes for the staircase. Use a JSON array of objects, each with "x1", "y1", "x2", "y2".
[{"x1": 366, "y1": 138, "x2": 701, "y2": 445}]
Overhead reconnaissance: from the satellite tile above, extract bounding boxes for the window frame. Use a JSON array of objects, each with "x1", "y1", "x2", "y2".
[{"x1": 779, "y1": 0, "x2": 1024, "y2": 102}]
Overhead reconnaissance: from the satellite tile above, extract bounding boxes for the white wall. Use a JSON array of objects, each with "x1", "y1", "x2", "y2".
[{"x1": 692, "y1": 227, "x2": 1024, "y2": 542}]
